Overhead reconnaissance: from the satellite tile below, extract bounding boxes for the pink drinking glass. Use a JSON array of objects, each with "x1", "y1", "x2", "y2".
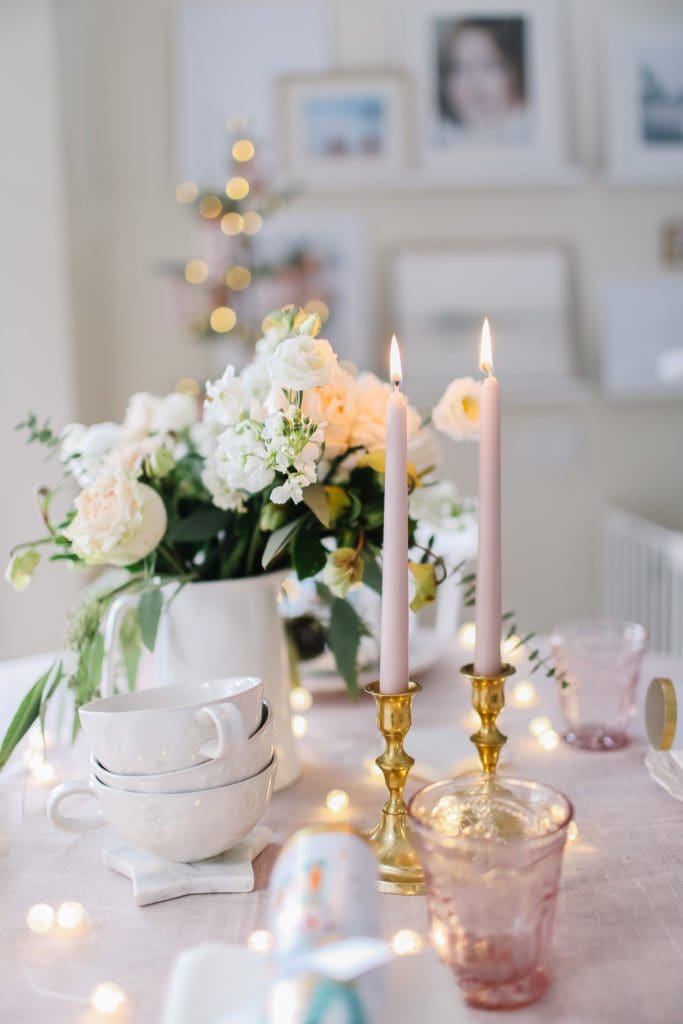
[
  {"x1": 550, "y1": 619, "x2": 648, "y2": 751},
  {"x1": 409, "y1": 775, "x2": 572, "y2": 1010}
]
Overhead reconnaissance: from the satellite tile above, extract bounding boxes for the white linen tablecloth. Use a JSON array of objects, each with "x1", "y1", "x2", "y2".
[{"x1": 1, "y1": 645, "x2": 683, "y2": 1023}]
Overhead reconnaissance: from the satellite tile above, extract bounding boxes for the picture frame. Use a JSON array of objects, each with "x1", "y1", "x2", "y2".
[
  {"x1": 605, "y1": 14, "x2": 683, "y2": 185},
  {"x1": 404, "y1": 0, "x2": 571, "y2": 183},
  {"x1": 278, "y1": 72, "x2": 412, "y2": 187},
  {"x1": 391, "y1": 243, "x2": 580, "y2": 406}
]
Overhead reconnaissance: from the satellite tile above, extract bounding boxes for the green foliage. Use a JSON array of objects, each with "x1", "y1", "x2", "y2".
[
  {"x1": 15, "y1": 413, "x2": 59, "y2": 449},
  {"x1": 138, "y1": 588, "x2": 163, "y2": 651},
  {"x1": 119, "y1": 608, "x2": 143, "y2": 690},
  {"x1": 292, "y1": 525, "x2": 327, "y2": 580},
  {"x1": 0, "y1": 664, "x2": 60, "y2": 768}
]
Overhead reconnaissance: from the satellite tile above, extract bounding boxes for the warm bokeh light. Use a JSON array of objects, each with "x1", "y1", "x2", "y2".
[
  {"x1": 174, "y1": 181, "x2": 198, "y2": 204},
  {"x1": 501, "y1": 634, "x2": 521, "y2": 658},
  {"x1": 225, "y1": 176, "x2": 250, "y2": 200},
  {"x1": 567, "y1": 821, "x2": 579, "y2": 843},
  {"x1": 529, "y1": 716, "x2": 554, "y2": 738},
  {"x1": 461, "y1": 708, "x2": 481, "y2": 732},
  {"x1": 430, "y1": 919, "x2": 448, "y2": 952},
  {"x1": 220, "y1": 212, "x2": 244, "y2": 236},
  {"x1": 198, "y1": 195, "x2": 223, "y2": 219},
  {"x1": 175, "y1": 377, "x2": 200, "y2": 397},
  {"x1": 209, "y1": 307, "x2": 236, "y2": 333},
  {"x1": 56, "y1": 901, "x2": 87, "y2": 931},
  {"x1": 479, "y1": 317, "x2": 493, "y2": 374},
  {"x1": 89, "y1": 982, "x2": 127, "y2": 1015},
  {"x1": 291, "y1": 715, "x2": 308, "y2": 738},
  {"x1": 232, "y1": 139, "x2": 255, "y2": 162},
  {"x1": 325, "y1": 789, "x2": 349, "y2": 816},
  {"x1": 289, "y1": 687, "x2": 313, "y2": 712},
  {"x1": 246, "y1": 929, "x2": 272, "y2": 954},
  {"x1": 303, "y1": 299, "x2": 330, "y2": 322},
  {"x1": 184, "y1": 259, "x2": 209, "y2": 284},
  {"x1": 391, "y1": 929, "x2": 422, "y2": 956},
  {"x1": 26, "y1": 903, "x2": 55, "y2": 934},
  {"x1": 510, "y1": 680, "x2": 538, "y2": 708},
  {"x1": 457, "y1": 622, "x2": 476, "y2": 650},
  {"x1": 389, "y1": 335, "x2": 402, "y2": 383},
  {"x1": 225, "y1": 265, "x2": 252, "y2": 291},
  {"x1": 241, "y1": 210, "x2": 263, "y2": 235},
  {"x1": 538, "y1": 729, "x2": 560, "y2": 751},
  {"x1": 365, "y1": 758, "x2": 383, "y2": 778},
  {"x1": 31, "y1": 761, "x2": 56, "y2": 785}
]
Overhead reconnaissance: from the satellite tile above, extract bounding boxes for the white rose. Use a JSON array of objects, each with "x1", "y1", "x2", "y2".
[
  {"x1": 65, "y1": 472, "x2": 167, "y2": 567},
  {"x1": 349, "y1": 374, "x2": 421, "y2": 450},
  {"x1": 432, "y1": 377, "x2": 482, "y2": 442},
  {"x1": 104, "y1": 436, "x2": 159, "y2": 477},
  {"x1": 122, "y1": 392, "x2": 160, "y2": 441},
  {"x1": 268, "y1": 334, "x2": 337, "y2": 392},
  {"x1": 151, "y1": 392, "x2": 198, "y2": 435},
  {"x1": 60, "y1": 422, "x2": 122, "y2": 487}
]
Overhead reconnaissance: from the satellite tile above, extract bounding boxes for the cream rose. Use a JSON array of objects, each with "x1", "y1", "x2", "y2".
[
  {"x1": 65, "y1": 472, "x2": 167, "y2": 567},
  {"x1": 268, "y1": 334, "x2": 337, "y2": 392},
  {"x1": 432, "y1": 377, "x2": 482, "y2": 442},
  {"x1": 349, "y1": 373, "x2": 421, "y2": 450},
  {"x1": 302, "y1": 366, "x2": 357, "y2": 458}
]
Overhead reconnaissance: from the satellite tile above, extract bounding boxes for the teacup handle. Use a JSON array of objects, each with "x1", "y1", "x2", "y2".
[
  {"x1": 195, "y1": 702, "x2": 247, "y2": 760},
  {"x1": 47, "y1": 781, "x2": 104, "y2": 833},
  {"x1": 102, "y1": 595, "x2": 140, "y2": 697}
]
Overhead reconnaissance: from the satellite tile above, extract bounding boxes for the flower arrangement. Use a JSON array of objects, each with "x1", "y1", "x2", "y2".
[{"x1": 1, "y1": 305, "x2": 480, "y2": 767}]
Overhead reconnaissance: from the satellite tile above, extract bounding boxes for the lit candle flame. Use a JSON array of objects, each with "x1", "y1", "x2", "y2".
[
  {"x1": 479, "y1": 318, "x2": 493, "y2": 375},
  {"x1": 390, "y1": 335, "x2": 402, "y2": 385}
]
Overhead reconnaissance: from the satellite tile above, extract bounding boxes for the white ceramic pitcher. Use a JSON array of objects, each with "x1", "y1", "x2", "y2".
[{"x1": 103, "y1": 570, "x2": 300, "y2": 791}]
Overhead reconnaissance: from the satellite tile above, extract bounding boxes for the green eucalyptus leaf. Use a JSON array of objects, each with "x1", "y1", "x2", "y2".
[
  {"x1": 261, "y1": 517, "x2": 304, "y2": 570},
  {"x1": 167, "y1": 507, "x2": 229, "y2": 542},
  {"x1": 139, "y1": 588, "x2": 163, "y2": 651},
  {"x1": 362, "y1": 553, "x2": 382, "y2": 596},
  {"x1": 0, "y1": 668, "x2": 53, "y2": 768},
  {"x1": 119, "y1": 607, "x2": 143, "y2": 690},
  {"x1": 327, "y1": 598, "x2": 366, "y2": 697},
  {"x1": 292, "y1": 527, "x2": 327, "y2": 580}
]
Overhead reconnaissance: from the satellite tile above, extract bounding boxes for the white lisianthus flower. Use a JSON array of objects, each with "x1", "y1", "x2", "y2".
[
  {"x1": 302, "y1": 366, "x2": 357, "y2": 459},
  {"x1": 409, "y1": 480, "x2": 467, "y2": 528},
  {"x1": 151, "y1": 392, "x2": 198, "y2": 435},
  {"x1": 204, "y1": 366, "x2": 245, "y2": 429},
  {"x1": 432, "y1": 377, "x2": 482, "y2": 442},
  {"x1": 60, "y1": 422, "x2": 122, "y2": 487},
  {"x1": 349, "y1": 373, "x2": 422, "y2": 451},
  {"x1": 122, "y1": 392, "x2": 160, "y2": 441},
  {"x1": 268, "y1": 334, "x2": 337, "y2": 392},
  {"x1": 240, "y1": 358, "x2": 272, "y2": 403},
  {"x1": 5, "y1": 549, "x2": 41, "y2": 591},
  {"x1": 64, "y1": 472, "x2": 167, "y2": 567},
  {"x1": 255, "y1": 324, "x2": 289, "y2": 358}
]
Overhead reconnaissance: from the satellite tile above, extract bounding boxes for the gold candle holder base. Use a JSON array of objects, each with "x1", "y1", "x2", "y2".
[
  {"x1": 460, "y1": 663, "x2": 516, "y2": 773},
  {"x1": 364, "y1": 681, "x2": 425, "y2": 895}
]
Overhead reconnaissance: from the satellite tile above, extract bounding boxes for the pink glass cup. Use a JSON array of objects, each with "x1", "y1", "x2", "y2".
[
  {"x1": 550, "y1": 619, "x2": 647, "y2": 751},
  {"x1": 409, "y1": 775, "x2": 572, "y2": 1010}
]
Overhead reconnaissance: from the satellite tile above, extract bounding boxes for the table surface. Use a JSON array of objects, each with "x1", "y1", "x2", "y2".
[{"x1": 1, "y1": 643, "x2": 683, "y2": 1024}]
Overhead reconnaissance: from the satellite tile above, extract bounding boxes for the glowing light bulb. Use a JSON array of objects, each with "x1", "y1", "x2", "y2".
[
  {"x1": 225, "y1": 176, "x2": 249, "y2": 200},
  {"x1": 457, "y1": 622, "x2": 476, "y2": 651},
  {"x1": 510, "y1": 681, "x2": 538, "y2": 708},
  {"x1": 209, "y1": 306, "x2": 236, "y2": 333},
  {"x1": 241, "y1": 211, "x2": 263, "y2": 235},
  {"x1": 246, "y1": 929, "x2": 272, "y2": 954},
  {"x1": 538, "y1": 729, "x2": 560, "y2": 752},
  {"x1": 291, "y1": 715, "x2": 308, "y2": 738},
  {"x1": 56, "y1": 901, "x2": 87, "y2": 930},
  {"x1": 89, "y1": 982, "x2": 127, "y2": 1015},
  {"x1": 175, "y1": 181, "x2": 198, "y2": 204},
  {"x1": 184, "y1": 259, "x2": 209, "y2": 284},
  {"x1": 26, "y1": 903, "x2": 55, "y2": 933},
  {"x1": 232, "y1": 139, "x2": 255, "y2": 162},
  {"x1": 289, "y1": 688, "x2": 312, "y2": 712},
  {"x1": 325, "y1": 789, "x2": 349, "y2": 816},
  {"x1": 391, "y1": 929, "x2": 422, "y2": 956},
  {"x1": 529, "y1": 716, "x2": 553, "y2": 738}
]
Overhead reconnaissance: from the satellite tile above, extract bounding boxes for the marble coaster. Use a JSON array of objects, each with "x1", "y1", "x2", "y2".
[{"x1": 103, "y1": 826, "x2": 272, "y2": 906}]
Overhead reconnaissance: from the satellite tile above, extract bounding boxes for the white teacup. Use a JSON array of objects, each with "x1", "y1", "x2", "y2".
[
  {"x1": 92, "y1": 702, "x2": 274, "y2": 794},
  {"x1": 47, "y1": 756, "x2": 276, "y2": 862},
  {"x1": 79, "y1": 676, "x2": 263, "y2": 775}
]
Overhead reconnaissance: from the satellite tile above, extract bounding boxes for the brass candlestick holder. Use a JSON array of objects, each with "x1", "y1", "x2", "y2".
[
  {"x1": 364, "y1": 680, "x2": 425, "y2": 895},
  {"x1": 460, "y1": 663, "x2": 515, "y2": 773}
]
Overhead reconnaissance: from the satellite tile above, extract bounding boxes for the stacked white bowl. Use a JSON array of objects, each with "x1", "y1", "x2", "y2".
[{"x1": 47, "y1": 677, "x2": 275, "y2": 863}]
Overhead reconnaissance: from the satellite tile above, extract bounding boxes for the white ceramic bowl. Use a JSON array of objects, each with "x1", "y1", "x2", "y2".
[
  {"x1": 47, "y1": 756, "x2": 276, "y2": 863},
  {"x1": 79, "y1": 676, "x2": 263, "y2": 775},
  {"x1": 92, "y1": 702, "x2": 273, "y2": 794}
]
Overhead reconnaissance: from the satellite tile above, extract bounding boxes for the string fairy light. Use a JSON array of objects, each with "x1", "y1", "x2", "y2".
[
  {"x1": 56, "y1": 901, "x2": 87, "y2": 931},
  {"x1": 209, "y1": 307, "x2": 236, "y2": 333},
  {"x1": 509, "y1": 680, "x2": 538, "y2": 708},
  {"x1": 391, "y1": 929, "x2": 422, "y2": 956},
  {"x1": 26, "y1": 903, "x2": 55, "y2": 934},
  {"x1": 325, "y1": 789, "x2": 349, "y2": 816},
  {"x1": 89, "y1": 982, "x2": 127, "y2": 1015},
  {"x1": 529, "y1": 716, "x2": 553, "y2": 738},
  {"x1": 538, "y1": 729, "x2": 560, "y2": 752},
  {"x1": 457, "y1": 622, "x2": 476, "y2": 650},
  {"x1": 291, "y1": 715, "x2": 308, "y2": 738},
  {"x1": 289, "y1": 688, "x2": 312, "y2": 713},
  {"x1": 246, "y1": 929, "x2": 272, "y2": 954},
  {"x1": 225, "y1": 176, "x2": 250, "y2": 201}
]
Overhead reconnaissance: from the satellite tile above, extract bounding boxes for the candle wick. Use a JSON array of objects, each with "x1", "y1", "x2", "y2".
[{"x1": 392, "y1": 378, "x2": 401, "y2": 391}]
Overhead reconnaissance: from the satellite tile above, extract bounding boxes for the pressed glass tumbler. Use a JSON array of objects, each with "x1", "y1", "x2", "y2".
[
  {"x1": 550, "y1": 619, "x2": 647, "y2": 750},
  {"x1": 409, "y1": 775, "x2": 572, "y2": 1010}
]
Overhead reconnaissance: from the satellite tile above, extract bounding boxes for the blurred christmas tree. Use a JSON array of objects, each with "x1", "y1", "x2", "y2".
[{"x1": 162, "y1": 116, "x2": 330, "y2": 360}]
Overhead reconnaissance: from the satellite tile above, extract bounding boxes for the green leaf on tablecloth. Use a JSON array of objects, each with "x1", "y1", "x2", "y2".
[
  {"x1": 0, "y1": 666, "x2": 53, "y2": 767},
  {"x1": 292, "y1": 525, "x2": 327, "y2": 580},
  {"x1": 139, "y1": 588, "x2": 163, "y2": 652},
  {"x1": 326, "y1": 596, "x2": 367, "y2": 697},
  {"x1": 119, "y1": 607, "x2": 142, "y2": 690}
]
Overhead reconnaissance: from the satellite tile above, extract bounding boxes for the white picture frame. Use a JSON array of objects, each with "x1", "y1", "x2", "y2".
[
  {"x1": 605, "y1": 14, "x2": 683, "y2": 185},
  {"x1": 404, "y1": 0, "x2": 571, "y2": 184},
  {"x1": 391, "y1": 243, "x2": 580, "y2": 406},
  {"x1": 278, "y1": 73, "x2": 411, "y2": 187}
]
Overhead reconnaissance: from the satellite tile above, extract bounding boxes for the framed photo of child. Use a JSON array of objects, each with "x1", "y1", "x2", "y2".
[{"x1": 406, "y1": 0, "x2": 571, "y2": 181}]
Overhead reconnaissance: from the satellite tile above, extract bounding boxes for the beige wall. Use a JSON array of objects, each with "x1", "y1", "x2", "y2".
[
  {"x1": 0, "y1": 0, "x2": 77, "y2": 658},
  {"x1": 42, "y1": 0, "x2": 683, "y2": 646}
]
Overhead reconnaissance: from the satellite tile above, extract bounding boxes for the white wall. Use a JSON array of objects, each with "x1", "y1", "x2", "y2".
[
  {"x1": 51, "y1": 0, "x2": 683, "y2": 637},
  {"x1": 0, "y1": 1, "x2": 77, "y2": 658}
]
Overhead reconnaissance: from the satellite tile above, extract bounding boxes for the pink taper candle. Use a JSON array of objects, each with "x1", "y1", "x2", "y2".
[
  {"x1": 474, "y1": 319, "x2": 502, "y2": 676},
  {"x1": 379, "y1": 336, "x2": 410, "y2": 694}
]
